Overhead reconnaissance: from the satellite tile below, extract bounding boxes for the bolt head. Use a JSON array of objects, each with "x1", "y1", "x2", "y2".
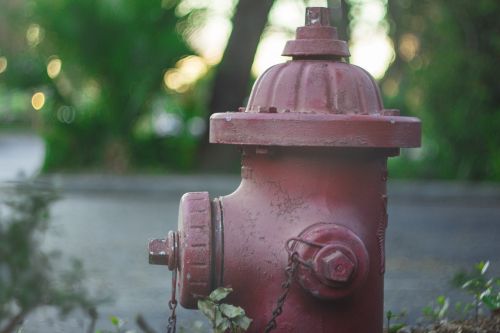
[
  {"x1": 148, "y1": 231, "x2": 178, "y2": 269},
  {"x1": 305, "y1": 7, "x2": 330, "y2": 27},
  {"x1": 320, "y1": 250, "x2": 355, "y2": 283},
  {"x1": 148, "y1": 238, "x2": 169, "y2": 265}
]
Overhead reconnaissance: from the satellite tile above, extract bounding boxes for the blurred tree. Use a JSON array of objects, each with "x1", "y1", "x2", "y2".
[
  {"x1": 383, "y1": 0, "x2": 500, "y2": 180},
  {"x1": 201, "y1": 0, "x2": 276, "y2": 171},
  {"x1": 208, "y1": 0, "x2": 275, "y2": 118},
  {"x1": 0, "y1": 0, "x2": 201, "y2": 172}
]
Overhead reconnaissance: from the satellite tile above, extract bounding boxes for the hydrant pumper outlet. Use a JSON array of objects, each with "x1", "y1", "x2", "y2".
[{"x1": 149, "y1": 7, "x2": 421, "y2": 333}]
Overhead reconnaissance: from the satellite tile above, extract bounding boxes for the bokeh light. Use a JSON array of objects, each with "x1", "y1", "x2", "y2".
[
  {"x1": 0, "y1": 57, "x2": 7, "y2": 74},
  {"x1": 57, "y1": 106, "x2": 76, "y2": 124},
  {"x1": 180, "y1": 0, "x2": 235, "y2": 65},
  {"x1": 187, "y1": 116, "x2": 206, "y2": 137},
  {"x1": 26, "y1": 23, "x2": 43, "y2": 47},
  {"x1": 31, "y1": 92, "x2": 46, "y2": 110},
  {"x1": 163, "y1": 55, "x2": 208, "y2": 93},
  {"x1": 350, "y1": 34, "x2": 395, "y2": 79},
  {"x1": 152, "y1": 111, "x2": 183, "y2": 137},
  {"x1": 399, "y1": 33, "x2": 420, "y2": 62},
  {"x1": 349, "y1": 0, "x2": 394, "y2": 79},
  {"x1": 47, "y1": 57, "x2": 62, "y2": 79},
  {"x1": 251, "y1": 31, "x2": 289, "y2": 77}
]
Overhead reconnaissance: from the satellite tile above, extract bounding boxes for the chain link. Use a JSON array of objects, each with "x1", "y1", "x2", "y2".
[
  {"x1": 166, "y1": 266, "x2": 178, "y2": 333},
  {"x1": 263, "y1": 251, "x2": 299, "y2": 333}
]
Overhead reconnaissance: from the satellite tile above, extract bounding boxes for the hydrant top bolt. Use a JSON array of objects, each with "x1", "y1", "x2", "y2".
[{"x1": 306, "y1": 7, "x2": 330, "y2": 26}]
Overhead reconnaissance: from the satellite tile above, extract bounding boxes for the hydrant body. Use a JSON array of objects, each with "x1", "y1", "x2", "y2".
[
  {"x1": 150, "y1": 7, "x2": 420, "y2": 333},
  {"x1": 215, "y1": 147, "x2": 392, "y2": 332}
]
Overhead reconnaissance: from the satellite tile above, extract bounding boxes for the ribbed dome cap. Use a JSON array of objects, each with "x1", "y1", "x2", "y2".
[
  {"x1": 246, "y1": 61, "x2": 383, "y2": 115},
  {"x1": 245, "y1": 7, "x2": 382, "y2": 115}
]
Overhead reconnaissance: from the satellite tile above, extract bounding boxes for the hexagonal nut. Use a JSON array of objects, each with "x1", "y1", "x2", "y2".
[
  {"x1": 148, "y1": 238, "x2": 169, "y2": 265},
  {"x1": 148, "y1": 231, "x2": 178, "y2": 270},
  {"x1": 320, "y1": 250, "x2": 355, "y2": 283}
]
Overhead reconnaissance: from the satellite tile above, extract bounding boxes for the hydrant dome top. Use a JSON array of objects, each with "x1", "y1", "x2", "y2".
[
  {"x1": 247, "y1": 7, "x2": 378, "y2": 115},
  {"x1": 246, "y1": 61, "x2": 383, "y2": 115},
  {"x1": 209, "y1": 7, "x2": 421, "y2": 148}
]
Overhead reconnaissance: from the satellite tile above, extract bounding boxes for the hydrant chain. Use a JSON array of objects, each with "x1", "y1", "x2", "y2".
[
  {"x1": 286, "y1": 237, "x2": 330, "y2": 268},
  {"x1": 264, "y1": 252, "x2": 299, "y2": 333},
  {"x1": 166, "y1": 233, "x2": 179, "y2": 333}
]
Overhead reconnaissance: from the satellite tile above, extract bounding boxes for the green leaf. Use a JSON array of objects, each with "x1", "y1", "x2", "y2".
[
  {"x1": 197, "y1": 299, "x2": 216, "y2": 321},
  {"x1": 475, "y1": 261, "x2": 489, "y2": 275},
  {"x1": 389, "y1": 323, "x2": 406, "y2": 333},
  {"x1": 234, "y1": 315, "x2": 253, "y2": 330},
  {"x1": 422, "y1": 306, "x2": 432, "y2": 316},
  {"x1": 214, "y1": 317, "x2": 230, "y2": 333},
  {"x1": 109, "y1": 316, "x2": 121, "y2": 327},
  {"x1": 386, "y1": 310, "x2": 393, "y2": 320},
  {"x1": 481, "y1": 294, "x2": 500, "y2": 311},
  {"x1": 220, "y1": 303, "x2": 245, "y2": 319},
  {"x1": 481, "y1": 261, "x2": 490, "y2": 275},
  {"x1": 437, "y1": 297, "x2": 449, "y2": 319},
  {"x1": 215, "y1": 308, "x2": 225, "y2": 327},
  {"x1": 209, "y1": 287, "x2": 233, "y2": 302}
]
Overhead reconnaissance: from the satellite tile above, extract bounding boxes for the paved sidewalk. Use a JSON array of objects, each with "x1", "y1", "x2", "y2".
[
  {"x1": 16, "y1": 174, "x2": 499, "y2": 332},
  {"x1": 0, "y1": 131, "x2": 44, "y2": 181}
]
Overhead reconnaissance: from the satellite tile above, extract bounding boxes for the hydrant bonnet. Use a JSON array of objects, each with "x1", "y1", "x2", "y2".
[{"x1": 210, "y1": 7, "x2": 420, "y2": 149}]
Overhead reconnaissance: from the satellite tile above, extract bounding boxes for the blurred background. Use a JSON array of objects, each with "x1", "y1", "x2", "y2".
[
  {"x1": 0, "y1": 0, "x2": 499, "y2": 332},
  {"x1": 1, "y1": 0, "x2": 498, "y2": 178}
]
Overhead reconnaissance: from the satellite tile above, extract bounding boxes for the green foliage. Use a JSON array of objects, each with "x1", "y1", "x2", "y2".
[
  {"x1": 386, "y1": 310, "x2": 407, "y2": 333},
  {"x1": 422, "y1": 296, "x2": 450, "y2": 322},
  {"x1": 95, "y1": 315, "x2": 130, "y2": 333},
  {"x1": 198, "y1": 287, "x2": 252, "y2": 333},
  {"x1": 384, "y1": 0, "x2": 500, "y2": 180},
  {"x1": 0, "y1": 180, "x2": 101, "y2": 333},
  {"x1": 1, "y1": 0, "x2": 207, "y2": 171},
  {"x1": 452, "y1": 260, "x2": 500, "y2": 320}
]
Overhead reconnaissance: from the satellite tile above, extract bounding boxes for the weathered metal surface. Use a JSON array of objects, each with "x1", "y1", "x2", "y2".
[
  {"x1": 219, "y1": 147, "x2": 388, "y2": 332},
  {"x1": 148, "y1": 231, "x2": 178, "y2": 269},
  {"x1": 149, "y1": 6, "x2": 422, "y2": 333},
  {"x1": 177, "y1": 192, "x2": 213, "y2": 308},
  {"x1": 210, "y1": 113, "x2": 421, "y2": 147}
]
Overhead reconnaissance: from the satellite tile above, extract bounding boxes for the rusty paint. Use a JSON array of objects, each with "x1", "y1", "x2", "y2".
[{"x1": 177, "y1": 192, "x2": 213, "y2": 308}]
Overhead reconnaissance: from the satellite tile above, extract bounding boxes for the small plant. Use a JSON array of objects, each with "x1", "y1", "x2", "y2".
[
  {"x1": 197, "y1": 287, "x2": 252, "y2": 333},
  {"x1": 422, "y1": 295, "x2": 449, "y2": 322},
  {"x1": 481, "y1": 288, "x2": 500, "y2": 316},
  {"x1": 0, "y1": 181, "x2": 101, "y2": 333},
  {"x1": 386, "y1": 310, "x2": 407, "y2": 333},
  {"x1": 452, "y1": 260, "x2": 500, "y2": 320},
  {"x1": 95, "y1": 315, "x2": 141, "y2": 333}
]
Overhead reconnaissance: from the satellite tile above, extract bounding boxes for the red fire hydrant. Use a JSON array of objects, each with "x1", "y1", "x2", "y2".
[{"x1": 149, "y1": 7, "x2": 420, "y2": 333}]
